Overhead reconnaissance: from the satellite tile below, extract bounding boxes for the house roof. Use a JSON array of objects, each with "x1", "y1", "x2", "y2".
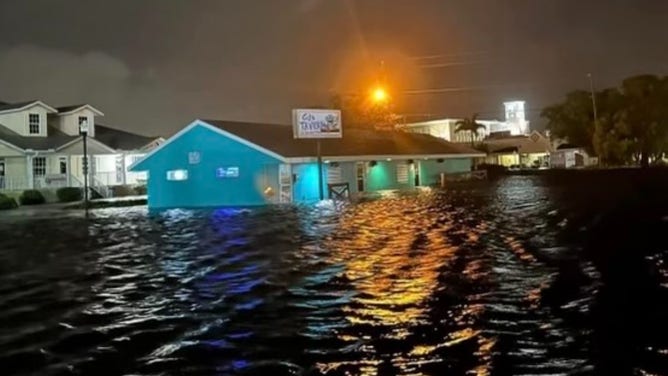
[
  {"x1": 203, "y1": 120, "x2": 481, "y2": 158},
  {"x1": 0, "y1": 100, "x2": 40, "y2": 112},
  {"x1": 483, "y1": 131, "x2": 552, "y2": 154},
  {"x1": 0, "y1": 123, "x2": 77, "y2": 150},
  {"x1": 0, "y1": 100, "x2": 57, "y2": 114},
  {"x1": 94, "y1": 124, "x2": 160, "y2": 151},
  {"x1": 55, "y1": 104, "x2": 104, "y2": 116}
]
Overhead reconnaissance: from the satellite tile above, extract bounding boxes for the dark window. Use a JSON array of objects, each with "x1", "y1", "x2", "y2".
[
  {"x1": 33, "y1": 157, "x2": 46, "y2": 176},
  {"x1": 59, "y1": 157, "x2": 67, "y2": 174},
  {"x1": 29, "y1": 113, "x2": 40, "y2": 134}
]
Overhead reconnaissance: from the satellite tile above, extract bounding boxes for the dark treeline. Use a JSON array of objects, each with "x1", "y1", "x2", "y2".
[{"x1": 542, "y1": 75, "x2": 668, "y2": 167}]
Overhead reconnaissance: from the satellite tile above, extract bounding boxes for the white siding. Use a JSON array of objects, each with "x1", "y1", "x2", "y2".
[
  {"x1": 0, "y1": 104, "x2": 51, "y2": 137},
  {"x1": 54, "y1": 108, "x2": 97, "y2": 136}
]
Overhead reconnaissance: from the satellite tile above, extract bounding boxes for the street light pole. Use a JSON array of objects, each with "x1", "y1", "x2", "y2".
[{"x1": 80, "y1": 120, "x2": 89, "y2": 209}]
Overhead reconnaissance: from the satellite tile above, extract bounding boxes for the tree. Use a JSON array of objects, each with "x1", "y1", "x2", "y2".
[
  {"x1": 454, "y1": 114, "x2": 487, "y2": 146},
  {"x1": 542, "y1": 75, "x2": 668, "y2": 167},
  {"x1": 541, "y1": 90, "x2": 596, "y2": 155},
  {"x1": 618, "y1": 75, "x2": 668, "y2": 167},
  {"x1": 330, "y1": 93, "x2": 398, "y2": 131}
]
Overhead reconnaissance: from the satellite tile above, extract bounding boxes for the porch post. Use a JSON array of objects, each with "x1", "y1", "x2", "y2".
[
  {"x1": 67, "y1": 155, "x2": 72, "y2": 187},
  {"x1": 121, "y1": 153, "x2": 127, "y2": 185},
  {"x1": 26, "y1": 155, "x2": 34, "y2": 189}
]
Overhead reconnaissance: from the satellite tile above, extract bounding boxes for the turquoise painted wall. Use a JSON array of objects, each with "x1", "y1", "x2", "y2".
[
  {"x1": 133, "y1": 124, "x2": 282, "y2": 208},
  {"x1": 291, "y1": 163, "x2": 323, "y2": 202},
  {"x1": 365, "y1": 160, "x2": 416, "y2": 191},
  {"x1": 418, "y1": 158, "x2": 472, "y2": 186}
]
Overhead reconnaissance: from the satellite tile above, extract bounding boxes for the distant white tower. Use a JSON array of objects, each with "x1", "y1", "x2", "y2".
[{"x1": 504, "y1": 101, "x2": 529, "y2": 135}]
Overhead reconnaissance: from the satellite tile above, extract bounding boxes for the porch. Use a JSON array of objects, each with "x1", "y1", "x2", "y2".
[{"x1": 0, "y1": 153, "x2": 147, "y2": 196}]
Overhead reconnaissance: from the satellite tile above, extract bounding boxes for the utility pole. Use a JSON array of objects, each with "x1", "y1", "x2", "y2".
[{"x1": 587, "y1": 73, "x2": 599, "y2": 126}]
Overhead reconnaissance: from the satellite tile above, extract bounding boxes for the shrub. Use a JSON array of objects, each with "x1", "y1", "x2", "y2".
[
  {"x1": 19, "y1": 189, "x2": 45, "y2": 205},
  {"x1": 134, "y1": 185, "x2": 147, "y2": 195},
  {"x1": 56, "y1": 187, "x2": 82, "y2": 203},
  {"x1": 0, "y1": 193, "x2": 18, "y2": 210}
]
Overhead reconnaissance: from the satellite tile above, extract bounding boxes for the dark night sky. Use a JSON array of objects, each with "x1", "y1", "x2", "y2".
[{"x1": 1, "y1": 0, "x2": 667, "y2": 136}]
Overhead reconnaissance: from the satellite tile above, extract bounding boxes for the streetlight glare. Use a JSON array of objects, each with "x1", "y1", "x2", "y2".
[{"x1": 372, "y1": 87, "x2": 388, "y2": 103}]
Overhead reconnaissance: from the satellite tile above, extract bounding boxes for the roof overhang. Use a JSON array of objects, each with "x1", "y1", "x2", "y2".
[
  {"x1": 128, "y1": 120, "x2": 288, "y2": 172},
  {"x1": 286, "y1": 153, "x2": 486, "y2": 164},
  {"x1": 56, "y1": 104, "x2": 104, "y2": 116},
  {"x1": 0, "y1": 138, "x2": 25, "y2": 153},
  {"x1": 0, "y1": 101, "x2": 58, "y2": 115}
]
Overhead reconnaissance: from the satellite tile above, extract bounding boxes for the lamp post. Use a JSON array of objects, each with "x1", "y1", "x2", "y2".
[{"x1": 79, "y1": 119, "x2": 89, "y2": 209}]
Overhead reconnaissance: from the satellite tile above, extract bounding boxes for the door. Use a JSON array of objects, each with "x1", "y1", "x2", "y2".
[
  {"x1": 0, "y1": 159, "x2": 5, "y2": 189},
  {"x1": 356, "y1": 162, "x2": 365, "y2": 192}
]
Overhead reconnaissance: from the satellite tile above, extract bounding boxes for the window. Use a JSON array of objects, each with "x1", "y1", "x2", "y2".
[
  {"x1": 29, "y1": 113, "x2": 40, "y2": 134},
  {"x1": 166, "y1": 169, "x2": 188, "y2": 181},
  {"x1": 33, "y1": 157, "x2": 46, "y2": 177},
  {"x1": 327, "y1": 164, "x2": 342, "y2": 184},
  {"x1": 396, "y1": 163, "x2": 409, "y2": 183},
  {"x1": 59, "y1": 157, "x2": 67, "y2": 174},
  {"x1": 216, "y1": 166, "x2": 239, "y2": 178},
  {"x1": 188, "y1": 151, "x2": 201, "y2": 164}
]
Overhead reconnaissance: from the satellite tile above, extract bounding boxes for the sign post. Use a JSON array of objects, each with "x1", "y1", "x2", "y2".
[{"x1": 292, "y1": 109, "x2": 342, "y2": 201}]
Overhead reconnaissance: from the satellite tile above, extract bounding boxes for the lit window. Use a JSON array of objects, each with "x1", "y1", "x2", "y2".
[
  {"x1": 29, "y1": 113, "x2": 40, "y2": 134},
  {"x1": 166, "y1": 169, "x2": 188, "y2": 181},
  {"x1": 216, "y1": 166, "x2": 239, "y2": 178},
  {"x1": 188, "y1": 151, "x2": 200, "y2": 164}
]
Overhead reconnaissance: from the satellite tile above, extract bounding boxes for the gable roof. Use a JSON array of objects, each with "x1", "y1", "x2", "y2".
[
  {"x1": 0, "y1": 123, "x2": 77, "y2": 151},
  {"x1": 130, "y1": 119, "x2": 484, "y2": 171},
  {"x1": 56, "y1": 104, "x2": 104, "y2": 116},
  {"x1": 0, "y1": 100, "x2": 57, "y2": 114},
  {"x1": 94, "y1": 124, "x2": 161, "y2": 151},
  {"x1": 204, "y1": 119, "x2": 481, "y2": 158}
]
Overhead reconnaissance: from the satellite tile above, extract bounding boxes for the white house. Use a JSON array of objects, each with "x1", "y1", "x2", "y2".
[
  {"x1": 397, "y1": 101, "x2": 531, "y2": 143},
  {"x1": 0, "y1": 100, "x2": 163, "y2": 196}
]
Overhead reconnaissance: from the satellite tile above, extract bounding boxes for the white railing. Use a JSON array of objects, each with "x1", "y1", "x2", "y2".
[
  {"x1": 93, "y1": 171, "x2": 122, "y2": 186},
  {"x1": 92, "y1": 175, "x2": 111, "y2": 198},
  {"x1": 0, "y1": 176, "x2": 29, "y2": 191}
]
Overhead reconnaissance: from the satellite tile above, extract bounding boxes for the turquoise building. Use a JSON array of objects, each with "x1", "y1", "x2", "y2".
[{"x1": 130, "y1": 120, "x2": 484, "y2": 208}]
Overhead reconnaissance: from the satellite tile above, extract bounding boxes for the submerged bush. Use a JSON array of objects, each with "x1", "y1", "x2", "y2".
[
  {"x1": 19, "y1": 189, "x2": 46, "y2": 205},
  {"x1": 134, "y1": 185, "x2": 147, "y2": 195},
  {"x1": 56, "y1": 187, "x2": 82, "y2": 203},
  {"x1": 0, "y1": 193, "x2": 18, "y2": 210}
]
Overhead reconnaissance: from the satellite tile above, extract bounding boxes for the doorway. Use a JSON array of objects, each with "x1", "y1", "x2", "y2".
[{"x1": 355, "y1": 162, "x2": 365, "y2": 192}]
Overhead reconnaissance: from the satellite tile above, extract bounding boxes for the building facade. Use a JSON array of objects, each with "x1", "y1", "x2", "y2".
[
  {"x1": 0, "y1": 100, "x2": 163, "y2": 196},
  {"x1": 398, "y1": 101, "x2": 531, "y2": 143},
  {"x1": 130, "y1": 120, "x2": 484, "y2": 209}
]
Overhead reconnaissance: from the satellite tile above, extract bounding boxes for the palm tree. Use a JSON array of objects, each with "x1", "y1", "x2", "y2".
[{"x1": 455, "y1": 113, "x2": 487, "y2": 146}]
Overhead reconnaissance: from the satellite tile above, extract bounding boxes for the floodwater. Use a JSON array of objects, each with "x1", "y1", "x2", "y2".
[{"x1": 1, "y1": 173, "x2": 667, "y2": 376}]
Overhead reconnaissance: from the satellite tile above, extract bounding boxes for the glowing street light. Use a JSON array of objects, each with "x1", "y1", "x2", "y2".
[{"x1": 371, "y1": 87, "x2": 388, "y2": 104}]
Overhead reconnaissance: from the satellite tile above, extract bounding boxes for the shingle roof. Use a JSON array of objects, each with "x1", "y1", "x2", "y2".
[
  {"x1": 203, "y1": 120, "x2": 481, "y2": 158},
  {"x1": 0, "y1": 100, "x2": 39, "y2": 112},
  {"x1": 94, "y1": 124, "x2": 159, "y2": 151},
  {"x1": 55, "y1": 104, "x2": 87, "y2": 113},
  {"x1": 0, "y1": 123, "x2": 77, "y2": 150}
]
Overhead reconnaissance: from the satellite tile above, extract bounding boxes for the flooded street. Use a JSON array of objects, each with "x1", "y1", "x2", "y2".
[{"x1": 1, "y1": 175, "x2": 667, "y2": 375}]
